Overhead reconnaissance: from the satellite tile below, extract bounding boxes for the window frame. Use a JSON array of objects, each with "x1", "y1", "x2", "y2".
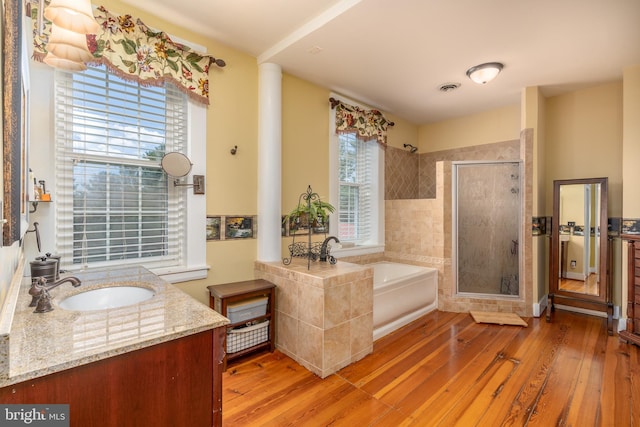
[
  {"x1": 328, "y1": 96, "x2": 385, "y2": 257},
  {"x1": 28, "y1": 63, "x2": 207, "y2": 284},
  {"x1": 54, "y1": 66, "x2": 186, "y2": 269}
]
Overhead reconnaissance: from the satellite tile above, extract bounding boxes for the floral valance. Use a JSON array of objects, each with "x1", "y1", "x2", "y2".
[
  {"x1": 332, "y1": 98, "x2": 394, "y2": 146},
  {"x1": 29, "y1": 2, "x2": 225, "y2": 105}
]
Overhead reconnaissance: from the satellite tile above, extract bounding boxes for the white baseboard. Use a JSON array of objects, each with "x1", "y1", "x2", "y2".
[
  {"x1": 532, "y1": 294, "x2": 548, "y2": 317},
  {"x1": 618, "y1": 318, "x2": 627, "y2": 333},
  {"x1": 563, "y1": 271, "x2": 585, "y2": 281}
]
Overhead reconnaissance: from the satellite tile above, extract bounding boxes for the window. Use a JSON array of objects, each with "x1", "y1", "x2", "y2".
[
  {"x1": 338, "y1": 133, "x2": 374, "y2": 242},
  {"x1": 330, "y1": 99, "x2": 384, "y2": 252},
  {"x1": 54, "y1": 65, "x2": 187, "y2": 270}
]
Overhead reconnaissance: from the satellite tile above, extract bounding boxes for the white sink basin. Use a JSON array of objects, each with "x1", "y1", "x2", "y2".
[{"x1": 58, "y1": 286, "x2": 155, "y2": 311}]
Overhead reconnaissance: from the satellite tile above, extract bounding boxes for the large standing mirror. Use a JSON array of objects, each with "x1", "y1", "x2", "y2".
[{"x1": 547, "y1": 177, "x2": 612, "y2": 334}]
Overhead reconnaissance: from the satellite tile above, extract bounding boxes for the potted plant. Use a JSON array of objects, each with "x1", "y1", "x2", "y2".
[
  {"x1": 283, "y1": 186, "x2": 336, "y2": 267},
  {"x1": 283, "y1": 186, "x2": 335, "y2": 231},
  {"x1": 284, "y1": 198, "x2": 335, "y2": 231}
]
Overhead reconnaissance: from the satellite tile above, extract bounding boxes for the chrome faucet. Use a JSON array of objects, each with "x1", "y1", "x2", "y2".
[
  {"x1": 319, "y1": 236, "x2": 340, "y2": 264},
  {"x1": 29, "y1": 276, "x2": 82, "y2": 313}
]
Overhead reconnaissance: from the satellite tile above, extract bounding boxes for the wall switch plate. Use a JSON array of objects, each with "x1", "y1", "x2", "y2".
[{"x1": 570, "y1": 260, "x2": 576, "y2": 268}]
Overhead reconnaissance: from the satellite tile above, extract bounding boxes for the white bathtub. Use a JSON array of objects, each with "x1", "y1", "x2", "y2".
[{"x1": 370, "y1": 262, "x2": 438, "y2": 341}]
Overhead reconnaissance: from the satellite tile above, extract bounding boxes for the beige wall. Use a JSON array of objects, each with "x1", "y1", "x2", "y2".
[
  {"x1": 623, "y1": 66, "x2": 640, "y2": 217},
  {"x1": 418, "y1": 104, "x2": 521, "y2": 152},
  {"x1": 544, "y1": 82, "x2": 623, "y2": 216},
  {"x1": 385, "y1": 114, "x2": 420, "y2": 151},
  {"x1": 622, "y1": 65, "x2": 640, "y2": 327},
  {"x1": 281, "y1": 75, "x2": 331, "y2": 218}
]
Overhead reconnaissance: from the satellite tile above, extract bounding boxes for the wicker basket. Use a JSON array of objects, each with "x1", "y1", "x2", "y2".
[{"x1": 227, "y1": 320, "x2": 269, "y2": 353}]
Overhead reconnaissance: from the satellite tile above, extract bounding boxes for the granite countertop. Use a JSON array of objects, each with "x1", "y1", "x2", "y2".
[{"x1": 0, "y1": 266, "x2": 229, "y2": 388}]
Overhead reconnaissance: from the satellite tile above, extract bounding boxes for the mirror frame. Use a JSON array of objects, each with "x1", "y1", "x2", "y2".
[
  {"x1": 548, "y1": 177, "x2": 611, "y2": 331},
  {"x1": 2, "y1": 0, "x2": 25, "y2": 246}
]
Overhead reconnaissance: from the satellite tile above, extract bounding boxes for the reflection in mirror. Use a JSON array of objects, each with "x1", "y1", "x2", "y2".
[
  {"x1": 557, "y1": 183, "x2": 601, "y2": 296},
  {"x1": 548, "y1": 177, "x2": 612, "y2": 334}
]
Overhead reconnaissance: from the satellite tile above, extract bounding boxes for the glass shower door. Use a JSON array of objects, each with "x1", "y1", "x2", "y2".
[{"x1": 454, "y1": 161, "x2": 521, "y2": 296}]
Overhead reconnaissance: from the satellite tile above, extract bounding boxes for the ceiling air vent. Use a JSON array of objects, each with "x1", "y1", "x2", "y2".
[{"x1": 439, "y1": 82, "x2": 461, "y2": 92}]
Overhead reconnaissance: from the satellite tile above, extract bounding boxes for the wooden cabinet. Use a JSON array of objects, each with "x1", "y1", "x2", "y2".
[
  {"x1": 208, "y1": 279, "x2": 275, "y2": 368},
  {"x1": 620, "y1": 235, "x2": 640, "y2": 347},
  {"x1": 0, "y1": 328, "x2": 226, "y2": 427}
]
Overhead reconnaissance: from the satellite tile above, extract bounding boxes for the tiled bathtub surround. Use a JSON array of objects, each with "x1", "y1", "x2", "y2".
[{"x1": 255, "y1": 259, "x2": 373, "y2": 378}]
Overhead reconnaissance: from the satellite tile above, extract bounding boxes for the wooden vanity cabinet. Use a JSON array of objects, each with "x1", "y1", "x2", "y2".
[
  {"x1": 620, "y1": 235, "x2": 640, "y2": 347},
  {"x1": 0, "y1": 328, "x2": 226, "y2": 427}
]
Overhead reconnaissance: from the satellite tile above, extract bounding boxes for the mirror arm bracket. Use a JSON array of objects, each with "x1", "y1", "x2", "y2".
[{"x1": 173, "y1": 175, "x2": 205, "y2": 195}]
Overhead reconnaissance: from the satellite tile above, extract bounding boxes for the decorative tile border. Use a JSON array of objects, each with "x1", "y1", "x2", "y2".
[{"x1": 622, "y1": 218, "x2": 640, "y2": 236}]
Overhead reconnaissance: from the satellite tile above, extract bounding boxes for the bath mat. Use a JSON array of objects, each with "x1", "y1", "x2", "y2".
[{"x1": 470, "y1": 311, "x2": 528, "y2": 327}]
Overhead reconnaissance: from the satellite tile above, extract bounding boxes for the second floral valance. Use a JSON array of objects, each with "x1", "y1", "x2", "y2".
[
  {"x1": 30, "y1": 2, "x2": 225, "y2": 105},
  {"x1": 332, "y1": 99, "x2": 393, "y2": 146}
]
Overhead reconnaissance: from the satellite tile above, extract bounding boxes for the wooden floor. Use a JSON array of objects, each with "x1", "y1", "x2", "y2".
[
  {"x1": 559, "y1": 273, "x2": 599, "y2": 295},
  {"x1": 222, "y1": 309, "x2": 640, "y2": 426}
]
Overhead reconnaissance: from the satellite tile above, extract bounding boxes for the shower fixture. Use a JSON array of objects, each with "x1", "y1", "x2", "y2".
[{"x1": 403, "y1": 143, "x2": 418, "y2": 153}]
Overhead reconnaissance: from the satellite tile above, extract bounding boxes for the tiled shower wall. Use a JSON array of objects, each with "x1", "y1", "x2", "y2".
[
  {"x1": 418, "y1": 140, "x2": 520, "y2": 198},
  {"x1": 385, "y1": 140, "x2": 520, "y2": 200},
  {"x1": 385, "y1": 146, "x2": 420, "y2": 200}
]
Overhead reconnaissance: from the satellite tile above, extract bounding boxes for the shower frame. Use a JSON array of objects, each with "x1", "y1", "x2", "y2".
[{"x1": 452, "y1": 160, "x2": 523, "y2": 298}]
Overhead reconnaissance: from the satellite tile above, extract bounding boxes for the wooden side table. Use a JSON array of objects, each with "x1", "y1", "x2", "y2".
[{"x1": 207, "y1": 279, "x2": 276, "y2": 368}]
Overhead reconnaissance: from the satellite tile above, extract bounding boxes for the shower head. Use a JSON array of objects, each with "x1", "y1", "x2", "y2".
[{"x1": 403, "y1": 143, "x2": 418, "y2": 154}]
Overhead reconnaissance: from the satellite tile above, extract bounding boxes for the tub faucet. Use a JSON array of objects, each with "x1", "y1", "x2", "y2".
[
  {"x1": 320, "y1": 236, "x2": 340, "y2": 263},
  {"x1": 29, "y1": 276, "x2": 82, "y2": 313}
]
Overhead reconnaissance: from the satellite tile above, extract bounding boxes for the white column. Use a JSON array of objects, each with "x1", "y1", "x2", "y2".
[{"x1": 257, "y1": 63, "x2": 282, "y2": 261}]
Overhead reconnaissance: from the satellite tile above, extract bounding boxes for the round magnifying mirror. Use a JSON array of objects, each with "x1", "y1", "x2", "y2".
[{"x1": 161, "y1": 152, "x2": 192, "y2": 177}]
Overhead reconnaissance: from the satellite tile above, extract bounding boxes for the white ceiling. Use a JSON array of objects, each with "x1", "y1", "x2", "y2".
[{"x1": 124, "y1": 0, "x2": 640, "y2": 124}]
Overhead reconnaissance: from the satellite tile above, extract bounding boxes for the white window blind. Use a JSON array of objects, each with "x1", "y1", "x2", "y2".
[
  {"x1": 338, "y1": 132, "x2": 375, "y2": 244},
  {"x1": 54, "y1": 65, "x2": 187, "y2": 269}
]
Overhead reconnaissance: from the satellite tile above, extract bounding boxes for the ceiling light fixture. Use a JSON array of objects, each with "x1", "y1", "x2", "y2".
[{"x1": 466, "y1": 62, "x2": 504, "y2": 85}]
